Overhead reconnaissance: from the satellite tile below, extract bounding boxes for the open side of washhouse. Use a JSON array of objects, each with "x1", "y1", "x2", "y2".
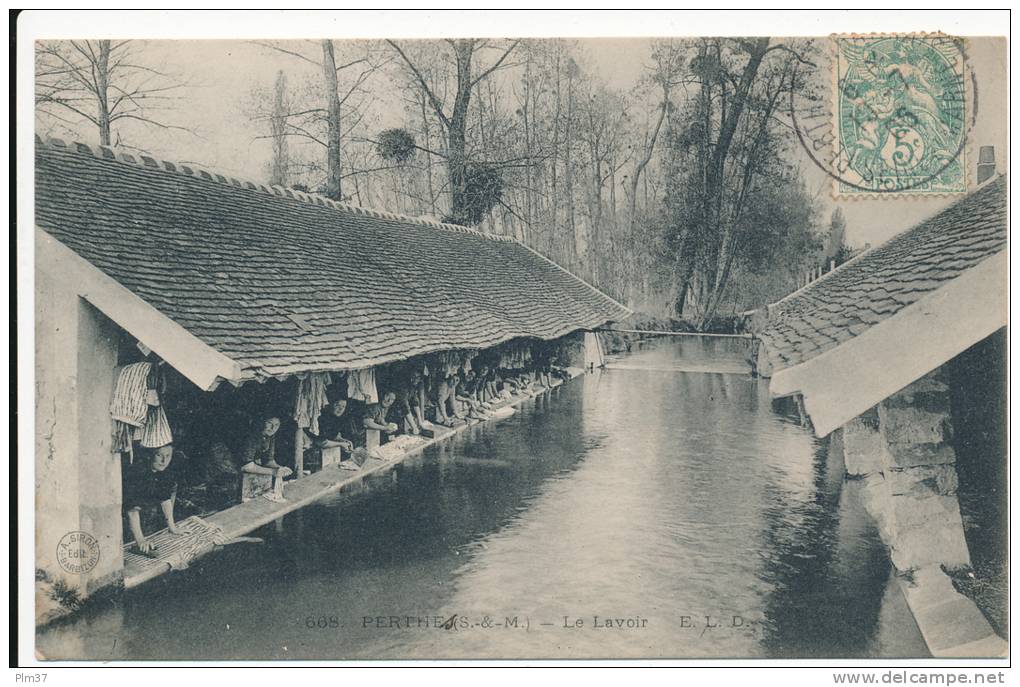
[{"x1": 34, "y1": 136, "x2": 629, "y2": 624}]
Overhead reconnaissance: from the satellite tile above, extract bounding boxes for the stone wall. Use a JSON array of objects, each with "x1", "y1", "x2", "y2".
[
  {"x1": 36, "y1": 235, "x2": 123, "y2": 624},
  {"x1": 837, "y1": 367, "x2": 1005, "y2": 656},
  {"x1": 841, "y1": 368, "x2": 970, "y2": 571}
]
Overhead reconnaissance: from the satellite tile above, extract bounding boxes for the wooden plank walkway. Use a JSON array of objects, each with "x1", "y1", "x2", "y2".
[{"x1": 121, "y1": 369, "x2": 582, "y2": 589}]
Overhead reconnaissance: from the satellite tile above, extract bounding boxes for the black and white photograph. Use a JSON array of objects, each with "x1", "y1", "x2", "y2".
[{"x1": 14, "y1": 9, "x2": 1010, "y2": 673}]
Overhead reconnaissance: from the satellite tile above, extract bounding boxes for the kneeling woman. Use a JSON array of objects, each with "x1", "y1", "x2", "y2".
[
  {"x1": 241, "y1": 415, "x2": 293, "y2": 501},
  {"x1": 124, "y1": 443, "x2": 191, "y2": 557}
]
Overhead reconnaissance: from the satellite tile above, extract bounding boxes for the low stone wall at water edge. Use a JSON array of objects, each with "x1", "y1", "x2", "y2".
[
  {"x1": 835, "y1": 368, "x2": 1006, "y2": 657},
  {"x1": 600, "y1": 312, "x2": 752, "y2": 356}
]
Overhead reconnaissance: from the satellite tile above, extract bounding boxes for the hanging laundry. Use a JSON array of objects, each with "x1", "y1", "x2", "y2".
[
  {"x1": 292, "y1": 372, "x2": 332, "y2": 434},
  {"x1": 347, "y1": 367, "x2": 378, "y2": 404},
  {"x1": 496, "y1": 341, "x2": 532, "y2": 369},
  {"x1": 110, "y1": 361, "x2": 173, "y2": 453},
  {"x1": 139, "y1": 403, "x2": 174, "y2": 448},
  {"x1": 437, "y1": 350, "x2": 462, "y2": 377},
  {"x1": 112, "y1": 422, "x2": 133, "y2": 455},
  {"x1": 110, "y1": 362, "x2": 152, "y2": 428}
]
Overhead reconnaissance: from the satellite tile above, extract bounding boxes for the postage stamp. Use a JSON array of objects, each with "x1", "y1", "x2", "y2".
[{"x1": 833, "y1": 35, "x2": 968, "y2": 195}]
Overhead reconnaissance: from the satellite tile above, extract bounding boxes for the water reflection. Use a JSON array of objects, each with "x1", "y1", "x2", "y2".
[{"x1": 38, "y1": 338, "x2": 926, "y2": 660}]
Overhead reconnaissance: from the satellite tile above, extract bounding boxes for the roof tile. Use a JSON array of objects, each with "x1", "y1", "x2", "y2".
[
  {"x1": 759, "y1": 176, "x2": 1006, "y2": 372},
  {"x1": 36, "y1": 137, "x2": 631, "y2": 379}
]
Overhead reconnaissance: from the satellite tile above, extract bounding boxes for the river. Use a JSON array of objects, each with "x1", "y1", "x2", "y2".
[{"x1": 37, "y1": 337, "x2": 929, "y2": 660}]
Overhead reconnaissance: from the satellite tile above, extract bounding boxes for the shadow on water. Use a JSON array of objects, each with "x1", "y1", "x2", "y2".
[
  {"x1": 38, "y1": 337, "x2": 927, "y2": 660},
  {"x1": 757, "y1": 435, "x2": 898, "y2": 657}
]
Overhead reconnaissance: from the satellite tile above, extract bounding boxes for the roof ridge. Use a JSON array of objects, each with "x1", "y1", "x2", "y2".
[
  {"x1": 34, "y1": 134, "x2": 517, "y2": 243},
  {"x1": 514, "y1": 239, "x2": 633, "y2": 317}
]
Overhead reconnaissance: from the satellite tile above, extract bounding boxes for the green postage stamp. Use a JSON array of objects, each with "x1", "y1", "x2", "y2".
[{"x1": 834, "y1": 35, "x2": 968, "y2": 195}]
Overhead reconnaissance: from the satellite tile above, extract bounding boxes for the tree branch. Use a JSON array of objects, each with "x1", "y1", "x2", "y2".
[
  {"x1": 250, "y1": 41, "x2": 323, "y2": 69},
  {"x1": 386, "y1": 39, "x2": 450, "y2": 129},
  {"x1": 470, "y1": 39, "x2": 521, "y2": 87}
]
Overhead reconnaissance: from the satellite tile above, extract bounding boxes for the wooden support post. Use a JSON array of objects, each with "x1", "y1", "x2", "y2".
[
  {"x1": 294, "y1": 426, "x2": 304, "y2": 479},
  {"x1": 241, "y1": 472, "x2": 273, "y2": 502},
  {"x1": 320, "y1": 446, "x2": 343, "y2": 469},
  {"x1": 365, "y1": 428, "x2": 381, "y2": 452}
]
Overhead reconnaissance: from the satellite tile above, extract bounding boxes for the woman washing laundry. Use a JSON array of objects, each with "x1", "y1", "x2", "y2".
[
  {"x1": 306, "y1": 398, "x2": 356, "y2": 453},
  {"x1": 124, "y1": 443, "x2": 191, "y2": 557},
  {"x1": 241, "y1": 415, "x2": 293, "y2": 501}
]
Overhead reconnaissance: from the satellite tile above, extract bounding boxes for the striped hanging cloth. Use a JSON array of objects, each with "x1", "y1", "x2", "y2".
[
  {"x1": 139, "y1": 403, "x2": 174, "y2": 448},
  {"x1": 110, "y1": 361, "x2": 173, "y2": 451}
]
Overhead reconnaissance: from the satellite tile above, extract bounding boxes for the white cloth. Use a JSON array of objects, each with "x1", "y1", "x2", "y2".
[
  {"x1": 138, "y1": 403, "x2": 173, "y2": 448},
  {"x1": 293, "y1": 372, "x2": 332, "y2": 433},
  {"x1": 111, "y1": 361, "x2": 173, "y2": 451},
  {"x1": 347, "y1": 367, "x2": 378, "y2": 404}
]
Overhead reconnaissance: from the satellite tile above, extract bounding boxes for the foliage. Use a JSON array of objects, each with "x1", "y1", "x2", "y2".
[
  {"x1": 445, "y1": 162, "x2": 504, "y2": 225},
  {"x1": 49, "y1": 578, "x2": 84, "y2": 611},
  {"x1": 376, "y1": 128, "x2": 417, "y2": 163},
  {"x1": 657, "y1": 38, "x2": 823, "y2": 326}
]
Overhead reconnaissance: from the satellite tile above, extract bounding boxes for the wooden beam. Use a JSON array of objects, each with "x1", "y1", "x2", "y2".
[
  {"x1": 37, "y1": 228, "x2": 243, "y2": 390},
  {"x1": 293, "y1": 426, "x2": 304, "y2": 480},
  {"x1": 599, "y1": 329, "x2": 752, "y2": 339}
]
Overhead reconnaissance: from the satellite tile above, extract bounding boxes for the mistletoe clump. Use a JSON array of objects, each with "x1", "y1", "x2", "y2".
[
  {"x1": 376, "y1": 128, "x2": 417, "y2": 163},
  {"x1": 450, "y1": 162, "x2": 504, "y2": 226}
]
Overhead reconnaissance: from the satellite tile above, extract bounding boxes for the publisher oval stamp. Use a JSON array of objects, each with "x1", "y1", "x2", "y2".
[
  {"x1": 791, "y1": 34, "x2": 972, "y2": 196},
  {"x1": 56, "y1": 531, "x2": 101, "y2": 574}
]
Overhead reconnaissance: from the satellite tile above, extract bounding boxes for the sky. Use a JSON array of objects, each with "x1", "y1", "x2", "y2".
[{"x1": 34, "y1": 35, "x2": 1007, "y2": 252}]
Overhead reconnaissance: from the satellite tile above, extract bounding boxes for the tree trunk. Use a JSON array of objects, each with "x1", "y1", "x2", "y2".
[
  {"x1": 550, "y1": 47, "x2": 561, "y2": 259},
  {"x1": 446, "y1": 40, "x2": 474, "y2": 223},
  {"x1": 564, "y1": 70, "x2": 577, "y2": 271},
  {"x1": 321, "y1": 40, "x2": 343, "y2": 200},
  {"x1": 627, "y1": 89, "x2": 668, "y2": 236},
  {"x1": 269, "y1": 70, "x2": 289, "y2": 187},
  {"x1": 697, "y1": 37, "x2": 770, "y2": 330},
  {"x1": 419, "y1": 91, "x2": 437, "y2": 215},
  {"x1": 96, "y1": 40, "x2": 111, "y2": 146}
]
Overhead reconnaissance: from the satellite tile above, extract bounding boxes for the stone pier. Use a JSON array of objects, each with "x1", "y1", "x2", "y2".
[
  {"x1": 36, "y1": 238, "x2": 124, "y2": 625},
  {"x1": 838, "y1": 369, "x2": 1006, "y2": 657}
]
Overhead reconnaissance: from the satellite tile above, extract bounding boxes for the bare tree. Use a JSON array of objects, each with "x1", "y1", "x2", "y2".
[
  {"x1": 269, "y1": 70, "x2": 291, "y2": 187},
  {"x1": 387, "y1": 38, "x2": 520, "y2": 224},
  {"x1": 36, "y1": 40, "x2": 186, "y2": 146},
  {"x1": 627, "y1": 41, "x2": 685, "y2": 236},
  {"x1": 250, "y1": 40, "x2": 385, "y2": 200}
]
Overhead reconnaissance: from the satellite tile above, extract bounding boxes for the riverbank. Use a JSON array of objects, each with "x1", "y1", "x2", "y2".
[
  {"x1": 38, "y1": 337, "x2": 932, "y2": 660},
  {"x1": 36, "y1": 368, "x2": 586, "y2": 629},
  {"x1": 123, "y1": 368, "x2": 585, "y2": 590},
  {"x1": 600, "y1": 312, "x2": 752, "y2": 355}
]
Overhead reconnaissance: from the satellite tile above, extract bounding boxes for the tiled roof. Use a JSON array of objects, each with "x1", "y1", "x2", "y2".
[
  {"x1": 760, "y1": 175, "x2": 1007, "y2": 373},
  {"x1": 35, "y1": 137, "x2": 630, "y2": 379}
]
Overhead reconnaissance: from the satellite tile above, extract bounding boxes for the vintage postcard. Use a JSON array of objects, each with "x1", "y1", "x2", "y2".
[{"x1": 16, "y1": 10, "x2": 1008, "y2": 670}]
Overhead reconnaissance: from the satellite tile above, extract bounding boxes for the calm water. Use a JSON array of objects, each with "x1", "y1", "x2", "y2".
[{"x1": 39, "y1": 338, "x2": 928, "y2": 660}]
